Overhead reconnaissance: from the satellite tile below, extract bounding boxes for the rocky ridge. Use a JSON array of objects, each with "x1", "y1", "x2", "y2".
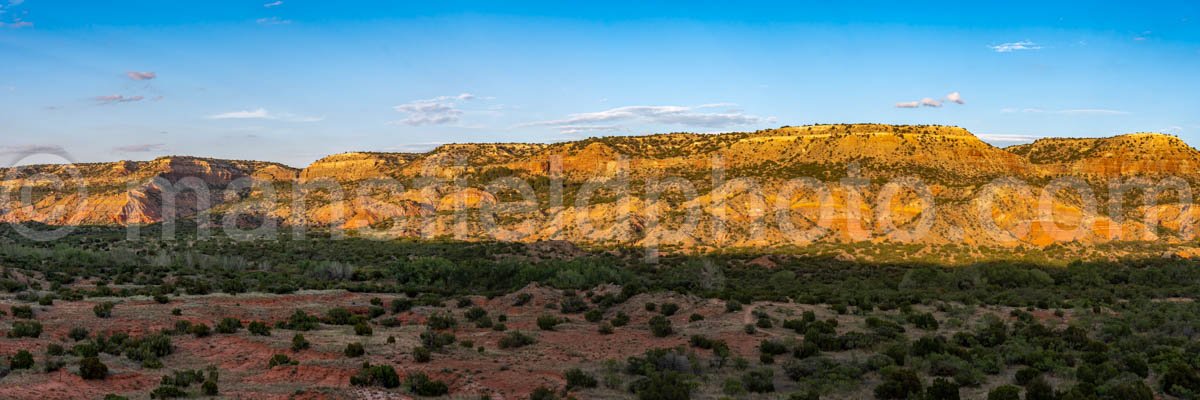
[{"x1": 3, "y1": 124, "x2": 1198, "y2": 249}]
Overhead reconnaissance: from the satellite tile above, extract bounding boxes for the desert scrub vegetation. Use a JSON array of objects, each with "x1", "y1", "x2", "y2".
[{"x1": 1, "y1": 226, "x2": 1200, "y2": 398}]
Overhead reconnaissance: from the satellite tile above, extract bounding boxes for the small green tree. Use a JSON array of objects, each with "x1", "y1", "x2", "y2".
[
  {"x1": 649, "y1": 315, "x2": 673, "y2": 337},
  {"x1": 79, "y1": 356, "x2": 108, "y2": 380},
  {"x1": 93, "y1": 302, "x2": 115, "y2": 318},
  {"x1": 10, "y1": 350, "x2": 33, "y2": 369},
  {"x1": 345, "y1": 342, "x2": 365, "y2": 357}
]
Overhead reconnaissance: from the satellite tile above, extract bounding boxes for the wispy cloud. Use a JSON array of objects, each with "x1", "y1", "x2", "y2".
[
  {"x1": 0, "y1": 144, "x2": 65, "y2": 156},
  {"x1": 990, "y1": 41, "x2": 1042, "y2": 53},
  {"x1": 95, "y1": 95, "x2": 145, "y2": 104},
  {"x1": 126, "y1": 71, "x2": 156, "y2": 81},
  {"x1": 522, "y1": 104, "x2": 770, "y2": 133},
  {"x1": 0, "y1": 0, "x2": 31, "y2": 28},
  {"x1": 207, "y1": 108, "x2": 323, "y2": 122},
  {"x1": 0, "y1": 20, "x2": 31, "y2": 28},
  {"x1": 977, "y1": 134, "x2": 1042, "y2": 143},
  {"x1": 392, "y1": 93, "x2": 479, "y2": 126},
  {"x1": 113, "y1": 143, "x2": 166, "y2": 153},
  {"x1": 382, "y1": 142, "x2": 446, "y2": 153},
  {"x1": 256, "y1": 17, "x2": 291, "y2": 25},
  {"x1": 897, "y1": 92, "x2": 963, "y2": 109},
  {"x1": 558, "y1": 125, "x2": 622, "y2": 135},
  {"x1": 1004, "y1": 108, "x2": 1129, "y2": 115},
  {"x1": 263, "y1": 0, "x2": 283, "y2": 7},
  {"x1": 946, "y1": 92, "x2": 965, "y2": 104},
  {"x1": 1161, "y1": 126, "x2": 1184, "y2": 134}
]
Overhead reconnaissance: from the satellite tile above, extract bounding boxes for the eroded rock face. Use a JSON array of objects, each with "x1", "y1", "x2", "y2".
[
  {"x1": 2, "y1": 125, "x2": 1199, "y2": 249},
  {"x1": 1009, "y1": 133, "x2": 1200, "y2": 179},
  {"x1": 299, "y1": 152, "x2": 419, "y2": 183},
  {"x1": 0, "y1": 156, "x2": 299, "y2": 225}
]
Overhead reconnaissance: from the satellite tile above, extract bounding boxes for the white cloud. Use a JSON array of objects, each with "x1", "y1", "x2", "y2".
[
  {"x1": 126, "y1": 71, "x2": 156, "y2": 80},
  {"x1": 207, "y1": 108, "x2": 323, "y2": 122},
  {"x1": 0, "y1": 144, "x2": 65, "y2": 156},
  {"x1": 920, "y1": 98, "x2": 942, "y2": 108},
  {"x1": 1161, "y1": 126, "x2": 1184, "y2": 134},
  {"x1": 8, "y1": 0, "x2": 24, "y2": 5},
  {"x1": 895, "y1": 101, "x2": 920, "y2": 109},
  {"x1": 209, "y1": 108, "x2": 270, "y2": 119},
  {"x1": 0, "y1": 20, "x2": 31, "y2": 28},
  {"x1": 113, "y1": 143, "x2": 166, "y2": 153},
  {"x1": 1006, "y1": 108, "x2": 1129, "y2": 116},
  {"x1": 256, "y1": 17, "x2": 291, "y2": 25},
  {"x1": 95, "y1": 95, "x2": 145, "y2": 104},
  {"x1": 263, "y1": 0, "x2": 283, "y2": 7},
  {"x1": 391, "y1": 93, "x2": 479, "y2": 126},
  {"x1": 946, "y1": 92, "x2": 965, "y2": 104},
  {"x1": 1053, "y1": 109, "x2": 1129, "y2": 115},
  {"x1": 991, "y1": 41, "x2": 1042, "y2": 53},
  {"x1": 523, "y1": 104, "x2": 770, "y2": 133},
  {"x1": 977, "y1": 134, "x2": 1042, "y2": 143},
  {"x1": 558, "y1": 125, "x2": 622, "y2": 135}
]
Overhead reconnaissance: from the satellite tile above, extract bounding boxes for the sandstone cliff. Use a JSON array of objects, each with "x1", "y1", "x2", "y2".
[{"x1": 2, "y1": 125, "x2": 1197, "y2": 250}]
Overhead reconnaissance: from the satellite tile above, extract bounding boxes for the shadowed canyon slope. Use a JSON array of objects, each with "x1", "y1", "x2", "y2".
[{"x1": 3, "y1": 124, "x2": 1199, "y2": 250}]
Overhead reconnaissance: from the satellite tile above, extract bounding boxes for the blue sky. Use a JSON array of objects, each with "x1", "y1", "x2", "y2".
[{"x1": 2, "y1": 1, "x2": 1199, "y2": 167}]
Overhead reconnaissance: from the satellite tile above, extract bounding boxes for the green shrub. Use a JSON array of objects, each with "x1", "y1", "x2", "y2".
[
  {"x1": 280, "y1": 310, "x2": 319, "y2": 331},
  {"x1": 9, "y1": 320, "x2": 42, "y2": 338},
  {"x1": 79, "y1": 356, "x2": 108, "y2": 380},
  {"x1": 189, "y1": 323, "x2": 211, "y2": 338},
  {"x1": 69, "y1": 326, "x2": 90, "y2": 341},
  {"x1": 149, "y1": 385, "x2": 187, "y2": 398},
  {"x1": 927, "y1": 378, "x2": 960, "y2": 400},
  {"x1": 326, "y1": 307, "x2": 353, "y2": 325},
  {"x1": 660, "y1": 303, "x2": 679, "y2": 316},
  {"x1": 584, "y1": 309, "x2": 604, "y2": 322},
  {"x1": 611, "y1": 312, "x2": 630, "y2": 327},
  {"x1": 565, "y1": 368, "x2": 598, "y2": 389},
  {"x1": 561, "y1": 296, "x2": 588, "y2": 314},
  {"x1": 875, "y1": 367, "x2": 922, "y2": 399},
  {"x1": 538, "y1": 315, "x2": 562, "y2": 331},
  {"x1": 499, "y1": 331, "x2": 536, "y2": 349},
  {"x1": 248, "y1": 321, "x2": 271, "y2": 336},
  {"x1": 10, "y1": 350, "x2": 33, "y2": 369},
  {"x1": 649, "y1": 315, "x2": 673, "y2": 337},
  {"x1": 351, "y1": 363, "x2": 400, "y2": 389},
  {"x1": 1162, "y1": 362, "x2": 1200, "y2": 397},
  {"x1": 987, "y1": 385, "x2": 1020, "y2": 400},
  {"x1": 291, "y1": 334, "x2": 310, "y2": 351},
  {"x1": 742, "y1": 368, "x2": 775, "y2": 393},
  {"x1": 404, "y1": 372, "x2": 448, "y2": 396},
  {"x1": 267, "y1": 353, "x2": 296, "y2": 367},
  {"x1": 93, "y1": 302, "x2": 115, "y2": 318},
  {"x1": 907, "y1": 312, "x2": 939, "y2": 330},
  {"x1": 1025, "y1": 377, "x2": 1054, "y2": 400},
  {"x1": 390, "y1": 298, "x2": 413, "y2": 313},
  {"x1": 354, "y1": 322, "x2": 373, "y2": 336},
  {"x1": 413, "y1": 346, "x2": 431, "y2": 363},
  {"x1": 344, "y1": 342, "x2": 365, "y2": 357},
  {"x1": 11, "y1": 305, "x2": 33, "y2": 319},
  {"x1": 47, "y1": 343, "x2": 64, "y2": 356},
  {"x1": 725, "y1": 300, "x2": 743, "y2": 312},
  {"x1": 215, "y1": 318, "x2": 242, "y2": 334},
  {"x1": 426, "y1": 312, "x2": 457, "y2": 330},
  {"x1": 202, "y1": 379, "x2": 218, "y2": 396}
]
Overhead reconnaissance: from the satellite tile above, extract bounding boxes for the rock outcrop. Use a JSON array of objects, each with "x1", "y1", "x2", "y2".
[{"x1": 2, "y1": 125, "x2": 1197, "y2": 250}]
